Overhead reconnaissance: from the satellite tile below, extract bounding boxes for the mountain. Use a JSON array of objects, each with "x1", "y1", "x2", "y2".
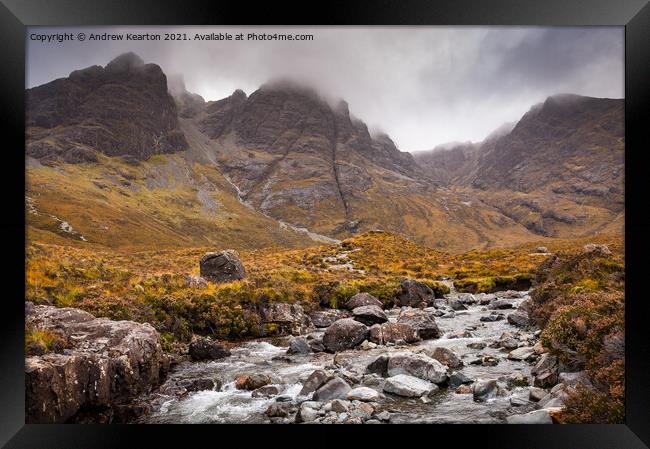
[
  {"x1": 26, "y1": 52, "x2": 187, "y2": 164},
  {"x1": 414, "y1": 94, "x2": 624, "y2": 237},
  {"x1": 25, "y1": 53, "x2": 623, "y2": 252}
]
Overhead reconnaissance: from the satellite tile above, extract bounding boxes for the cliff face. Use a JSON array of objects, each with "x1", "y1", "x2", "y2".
[{"x1": 26, "y1": 52, "x2": 187, "y2": 164}]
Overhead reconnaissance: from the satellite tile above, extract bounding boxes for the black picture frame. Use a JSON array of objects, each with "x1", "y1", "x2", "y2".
[{"x1": 2, "y1": 0, "x2": 649, "y2": 447}]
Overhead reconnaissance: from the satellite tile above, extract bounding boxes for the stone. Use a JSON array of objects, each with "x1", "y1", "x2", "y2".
[
  {"x1": 309, "y1": 309, "x2": 350, "y2": 328},
  {"x1": 346, "y1": 387, "x2": 381, "y2": 402},
  {"x1": 396, "y1": 309, "x2": 442, "y2": 339},
  {"x1": 386, "y1": 352, "x2": 448, "y2": 385},
  {"x1": 313, "y1": 377, "x2": 352, "y2": 401},
  {"x1": 287, "y1": 336, "x2": 311, "y2": 355},
  {"x1": 366, "y1": 355, "x2": 390, "y2": 377},
  {"x1": 25, "y1": 305, "x2": 169, "y2": 424},
  {"x1": 397, "y1": 280, "x2": 436, "y2": 307},
  {"x1": 507, "y1": 373, "x2": 529, "y2": 388},
  {"x1": 506, "y1": 409, "x2": 553, "y2": 424},
  {"x1": 188, "y1": 336, "x2": 231, "y2": 361},
  {"x1": 359, "y1": 340, "x2": 378, "y2": 350},
  {"x1": 532, "y1": 353, "x2": 559, "y2": 388},
  {"x1": 509, "y1": 392, "x2": 531, "y2": 407},
  {"x1": 330, "y1": 399, "x2": 350, "y2": 413},
  {"x1": 180, "y1": 378, "x2": 216, "y2": 392},
  {"x1": 536, "y1": 246, "x2": 549, "y2": 253},
  {"x1": 507, "y1": 310, "x2": 531, "y2": 328},
  {"x1": 476, "y1": 293, "x2": 496, "y2": 305},
  {"x1": 235, "y1": 373, "x2": 272, "y2": 390},
  {"x1": 368, "y1": 322, "x2": 420, "y2": 345},
  {"x1": 488, "y1": 298, "x2": 516, "y2": 310},
  {"x1": 448, "y1": 330, "x2": 474, "y2": 339},
  {"x1": 259, "y1": 303, "x2": 314, "y2": 336},
  {"x1": 344, "y1": 293, "x2": 382, "y2": 310},
  {"x1": 583, "y1": 243, "x2": 611, "y2": 256},
  {"x1": 480, "y1": 313, "x2": 504, "y2": 322},
  {"x1": 299, "y1": 370, "x2": 332, "y2": 396},
  {"x1": 448, "y1": 297, "x2": 467, "y2": 311},
  {"x1": 252, "y1": 385, "x2": 280, "y2": 398},
  {"x1": 457, "y1": 293, "x2": 477, "y2": 304},
  {"x1": 426, "y1": 347, "x2": 463, "y2": 368},
  {"x1": 352, "y1": 305, "x2": 388, "y2": 326},
  {"x1": 199, "y1": 250, "x2": 246, "y2": 283},
  {"x1": 306, "y1": 333, "x2": 325, "y2": 353},
  {"x1": 322, "y1": 318, "x2": 369, "y2": 352},
  {"x1": 559, "y1": 371, "x2": 592, "y2": 388},
  {"x1": 449, "y1": 371, "x2": 474, "y2": 389},
  {"x1": 185, "y1": 275, "x2": 208, "y2": 289},
  {"x1": 507, "y1": 346, "x2": 536, "y2": 361},
  {"x1": 467, "y1": 341, "x2": 487, "y2": 350},
  {"x1": 375, "y1": 411, "x2": 391, "y2": 421},
  {"x1": 456, "y1": 384, "x2": 472, "y2": 394},
  {"x1": 295, "y1": 402, "x2": 321, "y2": 423},
  {"x1": 266, "y1": 402, "x2": 294, "y2": 418},
  {"x1": 529, "y1": 387, "x2": 547, "y2": 402},
  {"x1": 472, "y1": 379, "x2": 498, "y2": 402},
  {"x1": 383, "y1": 374, "x2": 437, "y2": 398}
]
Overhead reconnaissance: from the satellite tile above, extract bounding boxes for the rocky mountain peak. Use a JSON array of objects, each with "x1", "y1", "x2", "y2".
[{"x1": 105, "y1": 52, "x2": 145, "y2": 73}]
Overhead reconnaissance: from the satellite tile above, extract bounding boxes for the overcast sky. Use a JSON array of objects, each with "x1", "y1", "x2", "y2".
[{"x1": 27, "y1": 26, "x2": 623, "y2": 152}]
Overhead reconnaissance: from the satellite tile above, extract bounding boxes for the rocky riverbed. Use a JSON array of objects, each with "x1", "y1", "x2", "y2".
[{"x1": 136, "y1": 286, "x2": 571, "y2": 424}]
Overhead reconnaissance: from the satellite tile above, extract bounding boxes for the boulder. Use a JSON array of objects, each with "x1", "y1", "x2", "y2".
[
  {"x1": 480, "y1": 312, "x2": 504, "y2": 322},
  {"x1": 488, "y1": 298, "x2": 516, "y2": 310},
  {"x1": 295, "y1": 401, "x2": 321, "y2": 423},
  {"x1": 287, "y1": 336, "x2": 311, "y2": 355},
  {"x1": 507, "y1": 310, "x2": 531, "y2": 328},
  {"x1": 532, "y1": 353, "x2": 559, "y2": 388},
  {"x1": 448, "y1": 297, "x2": 467, "y2": 311},
  {"x1": 309, "y1": 309, "x2": 350, "y2": 328},
  {"x1": 397, "y1": 280, "x2": 436, "y2": 307},
  {"x1": 396, "y1": 309, "x2": 441, "y2": 339},
  {"x1": 368, "y1": 322, "x2": 420, "y2": 345},
  {"x1": 387, "y1": 352, "x2": 448, "y2": 385},
  {"x1": 583, "y1": 243, "x2": 611, "y2": 256},
  {"x1": 322, "y1": 318, "x2": 369, "y2": 352},
  {"x1": 299, "y1": 369, "x2": 333, "y2": 396},
  {"x1": 258, "y1": 302, "x2": 314, "y2": 336},
  {"x1": 506, "y1": 409, "x2": 553, "y2": 424},
  {"x1": 305, "y1": 333, "x2": 325, "y2": 353},
  {"x1": 528, "y1": 387, "x2": 547, "y2": 402},
  {"x1": 457, "y1": 293, "x2": 477, "y2": 304},
  {"x1": 366, "y1": 355, "x2": 390, "y2": 377},
  {"x1": 383, "y1": 374, "x2": 437, "y2": 398},
  {"x1": 235, "y1": 373, "x2": 272, "y2": 390},
  {"x1": 199, "y1": 250, "x2": 246, "y2": 283},
  {"x1": 347, "y1": 387, "x2": 381, "y2": 402},
  {"x1": 189, "y1": 336, "x2": 231, "y2": 361},
  {"x1": 252, "y1": 385, "x2": 280, "y2": 398},
  {"x1": 25, "y1": 305, "x2": 169, "y2": 424},
  {"x1": 352, "y1": 305, "x2": 388, "y2": 326},
  {"x1": 180, "y1": 378, "x2": 216, "y2": 392},
  {"x1": 559, "y1": 371, "x2": 592, "y2": 389},
  {"x1": 472, "y1": 379, "x2": 498, "y2": 402},
  {"x1": 266, "y1": 402, "x2": 294, "y2": 418},
  {"x1": 344, "y1": 293, "x2": 382, "y2": 310},
  {"x1": 312, "y1": 377, "x2": 351, "y2": 401},
  {"x1": 185, "y1": 275, "x2": 208, "y2": 289},
  {"x1": 425, "y1": 347, "x2": 463, "y2": 368},
  {"x1": 507, "y1": 346, "x2": 536, "y2": 361},
  {"x1": 449, "y1": 371, "x2": 474, "y2": 389}
]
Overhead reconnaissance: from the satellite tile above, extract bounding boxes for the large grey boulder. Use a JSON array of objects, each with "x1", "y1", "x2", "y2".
[
  {"x1": 386, "y1": 352, "x2": 448, "y2": 385},
  {"x1": 299, "y1": 369, "x2": 332, "y2": 396},
  {"x1": 322, "y1": 318, "x2": 369, "y2": 352},
  {"x1": 344, "y1": 293, "x2": 383, "y2": 310},
  {"x1": 309, "y1": 309, "x2": 350, "y2": 328},
  {"x1": 366, "y1": 355, "x2": 390, "y2": 377},
  {"x1": 424, "y1": 346, "x2": 463, "y2": 368},
  {"x1": 507, "y1": 310, "x2": 531, "y2": 328},
  {"x1": 352, "y1": 305, "x2": 388, "y2": 326},
  {"x1": 368, "y1": 322, "x2": 421, "y2": 345},
  {"x1": 199, "y1": 249, "x2": 246, "y2": 283},
  {"x1": 396, "y1": 309, "x2": 441, "y2": 339},
  {"x1": 397, "y1": 280, "x2": 436, "y2": 307},
  {"x1": 312, "y1": 377, "x2": 351, "y2": 401},
  {"x1": 383, "y1": 374, "x2": 437, "y2": 397},
  {"x1": 25, "y1": 305, "x2": 169, "y2": 424}
]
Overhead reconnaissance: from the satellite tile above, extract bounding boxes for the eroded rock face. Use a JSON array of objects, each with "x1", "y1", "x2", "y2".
[
  {"x1": 199, "y1": 250, "x2": 246, "y2": 283},
  {"x1": 25, "y1": 305, "x2": 169, "y2": 423},
  {"x1": 322, "y1": 318, "x2": 369, "y2": 352}
]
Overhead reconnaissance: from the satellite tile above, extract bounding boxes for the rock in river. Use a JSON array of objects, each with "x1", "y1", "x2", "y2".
[
  {"x1": 299, "y1": 369, "x2": 333, "y2": 396},
  {"x1": 309, "y1": 309, "x2": 350, "y2": 328},
  {"x1": 323, "y1": 318, "x2": 369, "y2": 352},
  {"x1": 383, "y1": 374, "x2": 437, "y2": 398},
  {"x1": 472, "y1": 379, "x2": 498, "y2": 402},
  {"x1": 424, "y1": 346, "x2": 463, "y2": 368},
  {"x1": 189, "y1": 336, "x2": 231, "y2": 361},
  {"x1": 387, "y1": 352, "x2": 448, "y2": 385},
  {"x1": 347, "y1": 386, "x2": 381, "y2": 402},
  {"x1": 313, "y1": 377, "x2": 352, "y2": 401},
  {"x1": 25, "y1": 305, "x2": 169, "y2": 423},
  {"x1": 199, "y1": 249, "x2": 246, "y2": 283},
  {"x1": 396, "y1": 308, "x2": 441, "y2": 339},
  {"x1": 352, "y1": 305, "x2": 388, "y2": 326},
  {"x1": 344, "y1": 292, "x2": 383, "y2": 310},
  {"x1": 507, "y1": 310, "x2": 531, "y2": 328},
  {"x1": 369, "y1": 322, "x2": 420, "y2": 345},
  {"x1": 397, "y1": 279, "x2": 436, "y2": 307}
]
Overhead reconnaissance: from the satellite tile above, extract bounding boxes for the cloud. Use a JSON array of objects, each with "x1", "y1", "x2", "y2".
[{"x1": 27, "y1": 26, "x2": 623, "y2": 152}]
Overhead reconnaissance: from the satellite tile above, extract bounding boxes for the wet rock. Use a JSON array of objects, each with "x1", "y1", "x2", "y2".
[
  {"x1": 287, "y1": 336, "x2": 311, "y2": 355},
  {"x1": 384, "y1": 374, "x2": 437, "y2": 398},
  {"x1": 425, "y1": 347, "x2": 463, "y2": 368},
  {"x1": 266, "y1": 402, "x2": 294, "y2": 418},
  {"x1": 498, "y1": 334, "x2": 520, "y2": 350},
  {"x1": 344, "y1": 293, "x2": 382, "y2": 310},
  {"x1": 397, "y1": 280, "x2": 436, "y2": 307},
  {"x1": 507, "y1": 310, "x2": 531, "y2": 328},
  {"x1": 313, "y1": 377, "x2": 352, "y2": 401},
  {"x1": 259, "y1": 303, "x2": 314, "y2": 336},
  {"x1": 347, "y1": 387, "x2": 381, "y2": 402},
  {"x1": 467, "y1": 341, "x2": 487, "y2": 350},
  {"x1": 368, "y1": 322, "x2": 420, "y2": 345},
  {"x1": 472, "y1": 379, "x2": 498, "y2": 402},
  {"x1": 199, "y1": 250, "x2": 246, "y2": 283},
  {"x1": 476, "y1": 293, "x2": 496, "y2": 305},
  {"x1": 309, "y1": 309, "x2": 350, "y2": 328},
  {"x1": 235, "y1": 373, "x2": 272, "y2": 391},
  {"x1": 396, "y1": 309, "x2": 441, "y2": 339},
  {"x1": 299, "y1": 369, "x2": 333, "y2": 396},
  {"x1": 352, "y1": 305, "x2": 388, "y2": 326},
  {"x1": 480, "y1": 312, "x2": 504, "y2": 322},
  {"x1": 386, "y1": 352, "x2": 448, "y2": 384},
  {"x1": 322, "y1": 318, "x2": 369, "y2": 352},
  {"x1": 488, "y1": 298, "x2": 516, "y2": 310},
  {"x1": 295, "y1": 401, "x2": 321, "y2": 423},
  {"x1": 366, "y1": 355, "x2": 390, "y2": 377},
  {"x1": 305, "y1": 333, "x2": 325, "y2": 353},
  {"x1": 507, "y1": 346, "x2": 536, "y2": 361},
  {"x1": 25, "y1": 305, "x2": 169, "y2": 424},
  {"x1": 509, "y1": 392, "x2": 531, "y2": 407},
  {"x1": 456, "y1": 384, "x2": 473, "y2": 394},
  {"x1": 448, "y1": 330, "x2": 474, "y2": 339},
  {"x1": 532, "y1": 353, "x2": 559, "y2": 388},
  {"x1": 252, "y1": 385, "x2": 280, "y2": 398},
  {"x1": 528, "y1": 387, "x2": 547, "y2": 402},
  {"x1": 457, "y1": 293, "x2": 477, "y2": 304},
  {"x1": 448, "y1": 297, "x2": 468, "y2": 311},
  {"x1": 449, "y1": 371, "x2": 474, "y2": 389},
  {"x1": 470, "y1": 355, "x2": 500, "y2": 367},
  {"x1": 506, "y1": 409, "x2": 553, "y2": 424},
  {"x1": 375, "y1": 410, "x2": 391, "y2": 421},
  {"x1": 507, "y1": 373, "x2": 529, "y2": 388},
  {"x1": 180, "y1": 378, "x2": 215, "y2": 392},
  {"x1": 188, "y1": 336, "x2": 231, "y2": 361}
]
